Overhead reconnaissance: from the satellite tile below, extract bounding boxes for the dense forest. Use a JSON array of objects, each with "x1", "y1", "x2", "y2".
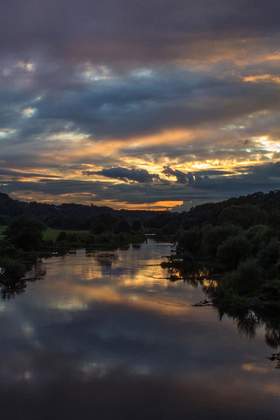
[{"x1": 0, "y1": 192, "x2": 160, "y2": 230}]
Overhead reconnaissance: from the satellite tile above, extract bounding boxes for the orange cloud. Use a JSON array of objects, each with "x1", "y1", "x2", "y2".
[{"x1": 243, "y1": 74, "x2": 280, "y2": 84}]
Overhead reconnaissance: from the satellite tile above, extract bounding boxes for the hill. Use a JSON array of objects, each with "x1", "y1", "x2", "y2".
[
  {"x1": 180, "y1": 190, "x2": 280, "y2": 229},
  {"x1": 0, "y1": 193, "x2": 162, "y2": 230}
]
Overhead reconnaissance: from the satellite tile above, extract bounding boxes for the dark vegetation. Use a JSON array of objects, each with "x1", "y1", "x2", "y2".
[
  {"x1": 0, "y1": 192, "x2": 160, "y2": 286},
  {"x1": 163, "y1": 190, "x2": 280, "y2": 316},
  {"x1": 2, "y1": 190, "x2": 280, "y2": 316},
  {"x1": 0, "y1": 192, "x2": 161, "y2": 230}
]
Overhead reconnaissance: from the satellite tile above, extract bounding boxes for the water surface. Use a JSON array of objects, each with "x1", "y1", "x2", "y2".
[{"x1": 0, "y1": 241, "x2": 279, "y2": 419}]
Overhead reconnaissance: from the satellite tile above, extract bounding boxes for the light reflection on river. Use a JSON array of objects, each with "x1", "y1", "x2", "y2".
[{"x1": 0, "y1": 240, "x2": 279, "y2": 419}]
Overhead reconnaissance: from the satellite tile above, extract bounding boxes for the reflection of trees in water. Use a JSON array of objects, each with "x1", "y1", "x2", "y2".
[
  {"x1": 0, "y1": 261, "x2": 46, "y2": 300},
  {"x1": 266, "y1": 328, "x2": 280, "y2": 349},
  {"x1": 217, "y1": 306, "x2": 280, "y2": 349},
  {"x1": 166, "y1": 264, "x2": 280, "y2": 368},
  {"x1": 165, "y1": 262, "x2": 211, "y2": 288},
  {"x1": 0, "y1": 279, "x2": 27, "y2": 300},
  {"x1": 236, "y1": 311, "x2": 259, "y2": 340},
  {"x1": 268, "y1": 353, "x2": 280, "y2": 368},
  {"x1": 217, "y1": 306, "x2": 280, "y2": 355},
  {"x1": 216, "y1": 301, "x2": 280, "y2": 369},
  {"x1": 217, "y1": 303, "x2": 280, "y2": 369},
  {"x1": 95, "y1": 253, "x2": 117, "y2": 267}
]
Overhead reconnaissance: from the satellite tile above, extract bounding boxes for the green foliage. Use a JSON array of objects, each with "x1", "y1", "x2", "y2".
[
  {"x1": 173, "y1": 210, "x2": 280, "y2": 310},
  {"x1": 114, "y1": 219, "x2": 131, "y2": 234},
  {"x1": 218, "y1": 205, "x2": 267, "y2": 228},
  {"x1": 201, "y1": 224, "x2": 239, "y2": 257},
  {"x1": 6, "y1": 217, "x2": 45, "y2": 251},
  {"x1": 131, "y1": 220, "x2": 142, "y2": 232},
  {"x1": 261, "y1": 279, "x2": 280, "y2": 300},
  {"x1": 56, "y1": 231, "x2": 67, "y2": 242},
  {"x1": 258, "y1": 239, "x2": 280, "y2": 270},
  {"x1": 177, "y1": 227, "x2": 201, "y2": 256},
  {"x1": 91, "y1": 214, "x2": 119, "y2": 234},
  {"x1": 228, "y1": 259, "x2": 264, "y2": 295},
  {"x1": 246, "y1": 225, "x2": 276, "y2": 253},
  {"x1": 44, "y1": 228, "x2": 89, "y2": 243},
  {"x1": 217, "y1": 235, "x2": 251, "y2": 270}
]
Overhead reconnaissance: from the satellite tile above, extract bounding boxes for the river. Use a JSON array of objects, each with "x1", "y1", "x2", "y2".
[{"x1": 0, "y1": 240, "x2": 279, "y2": 419}]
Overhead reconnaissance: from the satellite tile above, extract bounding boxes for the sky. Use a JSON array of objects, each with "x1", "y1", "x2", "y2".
[{"x1": 1, "y1": 0, "x2": 280, "y2": 210}]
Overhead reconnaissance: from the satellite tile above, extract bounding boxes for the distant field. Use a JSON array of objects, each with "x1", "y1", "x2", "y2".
[
  {"x1": 43, "y1": 228, "x2": 89, "y2": 241},
  {"x1": 0, "y1": 225, "x2": 7, "y2": 239}
]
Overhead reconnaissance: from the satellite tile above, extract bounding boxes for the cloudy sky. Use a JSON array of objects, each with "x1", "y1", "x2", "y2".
[{"x1": 1, "y1": 0, "x2": 280, "y2": 210}]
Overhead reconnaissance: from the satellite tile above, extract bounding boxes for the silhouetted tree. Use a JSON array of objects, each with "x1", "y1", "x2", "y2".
[{"x1": 6, "y1": 217, "x2": 44, "y2": 251}]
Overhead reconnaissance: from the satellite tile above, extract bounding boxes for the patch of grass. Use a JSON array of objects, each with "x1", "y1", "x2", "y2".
[{"x1": 43, "y1": 228, "x2": 89, "y2": 242}]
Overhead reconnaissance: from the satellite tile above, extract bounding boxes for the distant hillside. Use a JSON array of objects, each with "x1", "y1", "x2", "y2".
[
  {"x1": 0, "y1": 193, "x2": 161, "y2": 230},
  {"x1": 181, "y1": 190, "x2": 280, "y2": 229},
  {"x1": 1, "y1": 190, "x2": 280, "y2": 232}
]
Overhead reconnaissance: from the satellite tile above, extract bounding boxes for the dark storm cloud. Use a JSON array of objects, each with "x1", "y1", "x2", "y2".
[
  {"x1": 1, "y1": 67, "x2": 279, "y2": 141},
  {"x1": 243, "y1": 161, "x2": 280, "y2": 180},
  {"x1": 84, "y1": 167, "x2": 160, "y2": 183},
  {"x1": 162, "y1": 166, "x2": 231, "y2": 184},
  {"x1": 163, "y1": 166, "x2": 202, "y2": 184},
  {"x1": 1, "y1": 1, "x2": 280, "y2": 64},
  {"x1": 38, "y1": 75, "x2": 280, "y2": 138}
]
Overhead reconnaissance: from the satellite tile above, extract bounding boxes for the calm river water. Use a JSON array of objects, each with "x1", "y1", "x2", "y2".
[{"x1": 0, "y1": 240, "x2": 279, "y2": 419}]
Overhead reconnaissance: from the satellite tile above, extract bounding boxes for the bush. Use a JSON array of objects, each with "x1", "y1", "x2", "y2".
[
  {"x1": 232, "y1": 259, "x2": 263, "y2": 295},
  {"x1": 114, "y1": 219, "x2": 131, "y2": 234},
  {"x1": 246, "y1": 225, "x2": 275, "y2": 253},
  {"x1": 258, "y1": 239, "x2": 280, "y2": 270},
  {"x1": 202, "y1": 224, "x2": 239, "y2": 257},
  {"x1": 218, "y1": 205, "x2": 267, "y2": 228},
  {"x1": 177, "y1": 227, "x2": 201, "y2": 256},
  {"x1": 261, "y1": 279, "x2": 280, "y2": 301},
  {"x1": 217, "y1": 235, "x2": 251, "y2": 269},
  {"x1": 132, "y1": 220, "x2": 142, "y2": 232},
  {"x1": 57, "y1": 231, "x2": 67, "y2": 242},
  {"x1": 91, "y1": 214, "x2": 119, "y2": 234},
  {"x1": 6, "y1": 217, "x2": 44, "y2": 251}
]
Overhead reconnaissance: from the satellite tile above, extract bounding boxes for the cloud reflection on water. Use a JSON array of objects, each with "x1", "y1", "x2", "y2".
[{"x1": 0, "y1": 241, "x2": 279, "y2": 419}]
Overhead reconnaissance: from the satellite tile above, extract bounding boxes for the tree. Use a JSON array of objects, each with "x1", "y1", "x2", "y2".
[
  {"x1": 218, "y1": 205, "x2": 267, "y2": 228},
  {"x1": 231, "y1": 259, "x2": 263, "y2": 295},
  {"x1": 6, "y1": 217, "x2": 44, "y2": 251},
  {"x1": 177, "y1": 227, "x2": 201, "y2": 256},
  {"x1": 217, "y1": 235, "x2": 251, "y2": 270},
  {"x1": 258, "y1": 239, "x2": 280, "y2": 270},
  {"x1": 132, "y1": 220, "x2": 142, "y2": 232},
  {"x1": 91, "y1": 214, "x2": 119, "y2": 234},
  {"x1": 202, "y1": 224, "x2": 239, "y2": 257},
  {"x1": 114, "y1": 219, "x2": 131, "y2": 234}
]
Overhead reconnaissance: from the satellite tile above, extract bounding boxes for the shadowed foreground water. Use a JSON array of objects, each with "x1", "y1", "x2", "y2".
[{"x1": 0, "y1": 241, "x2": 279, "y2": 419}]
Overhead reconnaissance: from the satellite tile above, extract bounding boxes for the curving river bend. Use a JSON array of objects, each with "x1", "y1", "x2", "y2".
[{"x1": 0, "y1": 240, "x2": 279, "y2": 419}]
